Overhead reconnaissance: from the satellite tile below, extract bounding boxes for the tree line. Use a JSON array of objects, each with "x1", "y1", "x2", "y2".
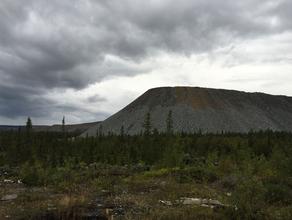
[{"x1": 1, "y1": 115, "x2": 291, "y2": 219}]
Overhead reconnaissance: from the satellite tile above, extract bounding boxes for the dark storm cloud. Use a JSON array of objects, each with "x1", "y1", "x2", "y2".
[
  {"x1": 0, "y1": 0, "x2": 291, "y2": 120},
  {"x1": 0, "y1": 81, "x2": 109, "y2": 121},
  {"x1": 0, "y1": 83, "x2": 55, "y2": 118},
  {"x1": 1, "y1": 0, "x2": 289, "y2": 88}
]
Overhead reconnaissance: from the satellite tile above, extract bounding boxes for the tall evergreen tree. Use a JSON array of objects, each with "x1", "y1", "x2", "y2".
[
  {"x1": 143, "y1": 112, "x2": 152, "y2": 135},
  {"x1": 120, "y1": 125, "x2": 125, "y2": 137},
  {"x1": 98, "y1": 124, "x2": 103, "y2": 137},
  {"x1": 26, "y1": 117, "x2": 32, "y2": 131},
  {"x1": 62, "y1": 116, "x2": 65, "y2": 133},
  {"x1": 166, "y1": 110, "x2": 173, "y2": 134}
]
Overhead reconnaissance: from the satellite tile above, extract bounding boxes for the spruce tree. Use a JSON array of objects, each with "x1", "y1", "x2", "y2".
[
  {"x1": 120, "y1": 125, "x2": 125, "y2": 137},
  {"x1": 98, "y1": 124, "x2": 103, "y2": 137},
  {"x1": 62, "y1": 116, "x2": 65, "y2": 133},
  {"x1": 166, "y1": 110, "x2": 173, "y2": 134},
  {"x1": 26, "y1": 117, "x2": 32, "y2": 131},
  {"x1": 143, "y1": 112, "x2": 152, "y2": 135}
]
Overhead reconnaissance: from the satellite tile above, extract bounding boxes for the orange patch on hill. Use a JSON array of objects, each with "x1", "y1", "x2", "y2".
[{"x1": 174, "y1": 87, "x2": 222, "y2": 109}]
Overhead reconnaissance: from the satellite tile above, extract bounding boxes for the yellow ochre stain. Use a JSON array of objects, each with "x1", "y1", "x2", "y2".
[{"x1": 174, "y1": 87, "x2": 222, "y2": 109}]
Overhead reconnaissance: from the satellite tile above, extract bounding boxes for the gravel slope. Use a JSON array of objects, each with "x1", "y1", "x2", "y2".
[{"x1": 82, "y1": 87, "x2": 292, "y2": 136}]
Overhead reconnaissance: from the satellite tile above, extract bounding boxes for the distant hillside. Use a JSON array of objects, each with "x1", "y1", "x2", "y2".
[
  {"x1": 0, "y1": 121, "x2": 100, "y2": 134},
  {"x1": 82, "y1": 87, "x2": 292, "y2": 136},
  {"x1": 0, "y1": 125, "x2": 20, "y2": 131}
]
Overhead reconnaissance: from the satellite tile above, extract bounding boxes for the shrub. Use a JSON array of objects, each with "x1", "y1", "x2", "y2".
[
  {"x1": 173, "y1": 167, "x2": 218, "y2": 183},
  {"x1": 20, "y1": 162, "x2": 49, "y2": 186},
  {"x1": 229, "y1": 176, "x2": 268, "y2": 219},
  {"x1": 265, "y1": 183, "x2": 292, "y2": 205}
]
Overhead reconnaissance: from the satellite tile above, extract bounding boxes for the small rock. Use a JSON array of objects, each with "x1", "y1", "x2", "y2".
[
  {"x1": 3, "y1": 179, "x2": 14, "y2": 184},
  {"x1": 101, "y1": 189, "x2": 110, "y2": 194},
  {"x1": 47, "y1": 203, "x2": 56, "y2": 210},
  {"x1": 159, "y1": 200, "x2": 172, "y2": 206},
  {"x1": 201, "y1": 204, "x2": 215, "y2": 209},
  {"x1": 113, "y1": 206, "x2": 125, "y2": 216},
  {"x1": 1, "y1": 194, "x2": 18, "y2": 201},
  {"x1": 180, "y1": 197, "x2": 202, "y2": 205},
  {"x1": 160, "y1": 181, "x2": 166, "y2": 186},
  {"x1": 208, "y1": 199, "x2": 224, "y2": 206},
  {"x1": 95, "y1": 198, "x2": 104, "y2": 208},
  {"x1": 226, "y1": 192, "x2": 232, "y2": 197},
  {"x1": 178, "y1": 197, "x2": 227, "y2": 208}
]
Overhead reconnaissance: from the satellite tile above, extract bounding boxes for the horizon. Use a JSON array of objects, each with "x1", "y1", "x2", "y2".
[
  {"x1": 1, "y1": 0, "x2": 292, "y2": 125},
  {"x1": 3, "y1": 85, "x2": 292, "y2": 126}
]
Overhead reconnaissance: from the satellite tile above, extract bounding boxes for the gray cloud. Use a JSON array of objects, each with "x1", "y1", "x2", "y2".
[
  {"x1": 0, "y1": 83, "x2": 55, "y2": 118},
  {"x1": 0, "y1": 0, "x2": 291, "y2": 122},
  {"x1": 54, "y1": 103, "x2": 110, "y2": 123},
  {"x1": 1, "y1": 0, "x2": 289, "y2": 88},
  {"x1": 0, "y1": 81, "x2": 109, "y2": 125},
  {"x1": 86, "y1": 95, "x2": 107, "y2": 103}
]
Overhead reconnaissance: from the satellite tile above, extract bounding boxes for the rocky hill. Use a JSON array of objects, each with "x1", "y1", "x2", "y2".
[{"x1": 82, "y1": 87, "x2": 292, "y2": 136}]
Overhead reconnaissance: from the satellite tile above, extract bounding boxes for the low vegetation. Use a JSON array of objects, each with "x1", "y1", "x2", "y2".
[{"x1": 0, "y1": 128, "x2": 292, "y2": 219}]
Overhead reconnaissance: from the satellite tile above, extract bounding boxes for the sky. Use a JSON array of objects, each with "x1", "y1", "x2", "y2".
[{"x1": 0, "y1": 0, "x2": 292, "y2": 125}]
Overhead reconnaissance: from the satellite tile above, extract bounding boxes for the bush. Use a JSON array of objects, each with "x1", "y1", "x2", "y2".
[
  {"x1": 20, "y1": 162, "x2": 49, "y2": 186},
  {"x1": 173, "y1": 167, "x2": 218, "y2": 183},
  {"x1": 265, "y1": 183, "x2": 292, "y2": 205},
  {"x1": 143, "y1": 168, "x2": 174, "y2": 178},
  {"x1": 229, "y1": 176, "x2": 268, "y2": 219},
  {"x1": 161, "y1": 141, "x2": 184, "y2": 167},
  {"x1": 219, "y1": 174, "x2": 239, "y2": 190}
]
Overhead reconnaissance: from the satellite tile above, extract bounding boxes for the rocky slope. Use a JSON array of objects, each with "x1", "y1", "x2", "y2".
[{"x1": 82, "y1": 87, "x2": 292, "y2": 136}]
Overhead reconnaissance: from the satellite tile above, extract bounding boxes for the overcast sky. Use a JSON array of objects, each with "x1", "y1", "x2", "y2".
[{"x1": 1, "y1": 0, "x2": 292, "y2": 125}]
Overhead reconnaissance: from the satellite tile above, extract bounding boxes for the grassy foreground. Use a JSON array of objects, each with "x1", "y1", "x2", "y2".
[{"x1": 1, "y1": 131, "x2": 292, "y2": 219}]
